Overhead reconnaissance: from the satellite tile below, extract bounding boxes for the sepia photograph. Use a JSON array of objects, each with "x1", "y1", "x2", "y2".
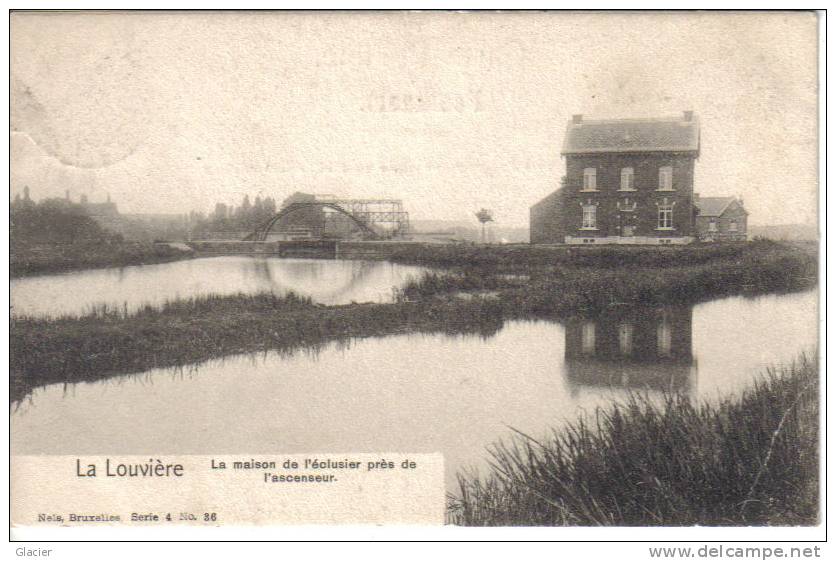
[{"x1": 7, "y1": 7, "x2": 823, "y2": 547}]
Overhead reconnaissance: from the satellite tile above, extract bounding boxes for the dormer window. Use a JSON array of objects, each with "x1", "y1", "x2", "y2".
[
  {"x1": 658, "y1": 166, "x2": 673, "y2": 191},
  {"x1": 582, "y1": 168, "x2": 597, "y2": 191},
  {"x1": 619, "y1": 168, "x2": 635, "y2": 191}
]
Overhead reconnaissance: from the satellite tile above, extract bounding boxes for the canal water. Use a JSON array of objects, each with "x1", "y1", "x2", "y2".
[
  {"x1": 10, "y1": 256, "x2": 429, "y2": 317},
  {"x1": 11, "y1": 288, "x2": 817, "y2": 491}
]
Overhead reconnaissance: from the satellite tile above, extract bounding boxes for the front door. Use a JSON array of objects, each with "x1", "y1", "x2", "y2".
[{"x1": 622, "y1": 225, "x2": 634, "y2": 236}]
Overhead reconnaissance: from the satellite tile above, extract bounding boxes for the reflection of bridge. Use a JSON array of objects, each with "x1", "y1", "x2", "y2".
[
  {"x1": 564, "y1": 305, "x2": 698, "y2": 394},
  {"x1": 243, "y1": 258, "x2": 386, "y2": 303},
  {"x1": 243, "y1": 199, "x2": 410, "y2": 242}
]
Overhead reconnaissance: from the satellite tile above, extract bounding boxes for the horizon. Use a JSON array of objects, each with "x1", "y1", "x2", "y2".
[{"x1": 10, "y1": 188, "x2": 817, "y2": 231}]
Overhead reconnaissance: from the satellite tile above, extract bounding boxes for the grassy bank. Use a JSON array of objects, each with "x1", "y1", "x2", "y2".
[
  {"x1": 10, "y1": 241, "x2": 194, "y2": 278},
  {"x1": 449, "y1": 356, "x2": 819, "y2": 526},
  {"x1": 400, "y1": 239, "x2": 818, "y2": 315},
  {"x1": 390, "y1": 239, "x2": 817, "y2": 271},
  {"x1": 10, "y1": 240, "x2": 817, "y2": 403},
  {"x1": 10, "y1": 293, "x2": 505, "y2": 403}
]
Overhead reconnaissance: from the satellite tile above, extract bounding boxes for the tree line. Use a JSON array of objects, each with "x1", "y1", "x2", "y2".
[
  {"x1": 11, "y1": 191, "x2": 291, "y2": 244},
  {"x1": 187, "y1": 194, "x2": 280, "y2": 238},
  {"x1": 11, "y1": 196, "x2": 120, "y2": 247}
]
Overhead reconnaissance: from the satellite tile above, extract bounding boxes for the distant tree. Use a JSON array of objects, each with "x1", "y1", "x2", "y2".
[
  {"x1": 263, "y1": 197, "x2": 276, "y2": 216},
  {"x1": 198, "y1": 194, "x2": 284, "y2": 237},
  {"x1": 239, "y1": 195, "x2": 251, "y2": 224},
  {"x1": 233, "y1": 194, "x2": 254, "y2": 229},
  {"x1": 475, "y1": 208, "x2": 494, "y2": 243}
]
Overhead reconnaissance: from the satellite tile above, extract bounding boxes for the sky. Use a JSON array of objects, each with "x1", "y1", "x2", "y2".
[{"x1": 10, "y1": 11, "x2": 819, "y2": 227}]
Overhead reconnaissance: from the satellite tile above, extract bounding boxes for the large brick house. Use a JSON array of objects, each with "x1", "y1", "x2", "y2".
[
  {"x1": 694, "y1": 196, "x2": 748, "y2": 241},
  {"x1": 531, "y1": 111, "x2": 700, "y2": 245}
]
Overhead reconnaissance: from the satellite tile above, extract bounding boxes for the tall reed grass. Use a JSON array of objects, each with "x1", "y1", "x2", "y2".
[{"x1": 449, "y1": 355, "x2": 819, "y2": 526}]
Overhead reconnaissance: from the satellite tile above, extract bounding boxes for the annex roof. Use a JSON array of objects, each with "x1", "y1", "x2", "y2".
[
  {"x1": 694, "y1": 197, "x2": 736, "y2": 217},
  {"x1": 561, "y1": 113, "x2": 700, "y2": 155}
]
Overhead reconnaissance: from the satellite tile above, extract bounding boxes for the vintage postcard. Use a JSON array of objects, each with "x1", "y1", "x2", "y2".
[{"x1": 8, "y1": 9, "x2": 822, "y2": 545}]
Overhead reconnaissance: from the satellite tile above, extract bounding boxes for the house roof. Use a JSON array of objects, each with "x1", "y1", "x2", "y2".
[
  {"x1": 562, "y1": 114, "x2": 700, "y2": 155},
  {"x1": 695, "y1": 197, "x2": 736, "y2": 217}
]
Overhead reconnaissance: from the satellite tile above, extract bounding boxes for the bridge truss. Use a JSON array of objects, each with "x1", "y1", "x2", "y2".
[
  {"x1": 319, "y1": 198, "x2": 410, "y2": 237},
  {"x1": 243, "y1": 198, "x2": 410, "y2": 242}
]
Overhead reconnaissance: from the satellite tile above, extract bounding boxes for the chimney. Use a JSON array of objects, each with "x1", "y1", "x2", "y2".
[
  {"x1": 23, "y1": 186, "x2": 30, "y2": 201},
  {"x1": 65, "y1": 189, "x2": 70, "y2": 201},
  {"x1": 683, "y1": 110, "x2": 694, "y2": 121},
  {"x1": 572, "y1": 114, "x2": 583, "y2": 124}
]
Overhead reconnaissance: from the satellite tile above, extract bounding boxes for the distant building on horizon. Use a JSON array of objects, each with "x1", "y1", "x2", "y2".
[
  {"x1": 531, "y1": 111, "x2": 701, "y2": 245},
  {"x1": 11, "y1": 188, "x2": 190, "y2": 242},
  {"x1": 79, "y1": 192, "x2": 119, "y2": 218}
]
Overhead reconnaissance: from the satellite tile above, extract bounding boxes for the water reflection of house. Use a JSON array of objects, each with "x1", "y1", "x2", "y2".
[{"x1": 564, "y1": 305, "x2": 697, "y2": 394}]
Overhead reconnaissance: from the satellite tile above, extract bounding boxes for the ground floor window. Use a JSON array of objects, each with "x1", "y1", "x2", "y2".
[
  {"x1": 658, "y1": 204, "x2": 673, "y2": 229},
  {"x1": 657, "y1": 319, "x2": 672, "y2": 356},
  {"x1": 582, "y1": 205, "x2": 597, "y2": 229},
  {"x1": 582, "y1": 322, "x2": 596, "y2": 354},
  {"x1": 618, "y1": 323, "x2": 633, "y2": 355}
]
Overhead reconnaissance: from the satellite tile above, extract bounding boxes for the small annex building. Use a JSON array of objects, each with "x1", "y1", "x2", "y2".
[{"x1": 694, "y1": 196, "x2": 748, "y2": 242}]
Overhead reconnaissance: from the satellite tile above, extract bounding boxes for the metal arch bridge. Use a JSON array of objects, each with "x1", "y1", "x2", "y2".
[{"x1": 243, "y1": 199, "x2": 410, "y2": 242}]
